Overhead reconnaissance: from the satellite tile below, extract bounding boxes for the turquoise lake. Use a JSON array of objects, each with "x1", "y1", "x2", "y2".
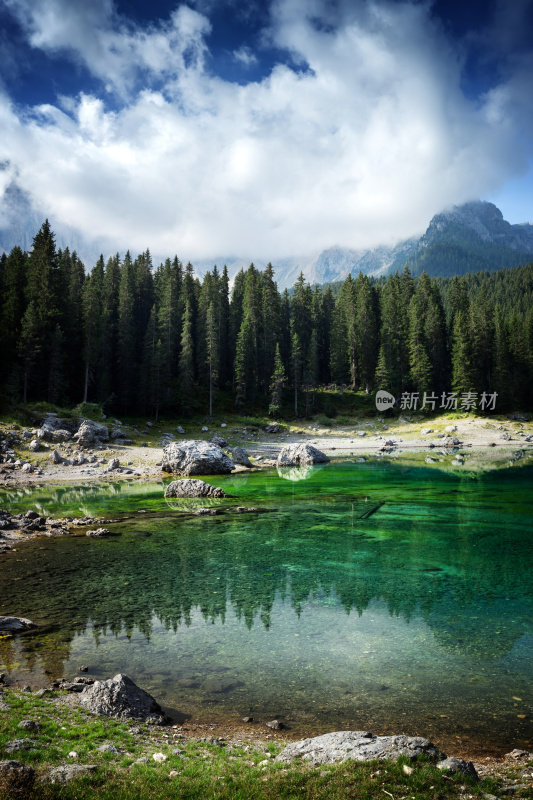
[{"x1": 0, "y1": 460, "x2": 532, "y2": 755}]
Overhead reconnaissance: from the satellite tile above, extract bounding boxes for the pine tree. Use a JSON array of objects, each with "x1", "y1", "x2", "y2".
[
  {"x1": 291, "y1": 330, "x2": 302, "y2": 416},
  {"x1": 178, "y1": 300, "x2": 195, "y2": 413},
  {"x1": 24, "y1": 220, "x2": 60, "y2": 397},
  {"x1": 268, "y1": 343, "x2": 286, "y2": 417},
  {"x1": 493, "y1": 307, "x2": 512, "y2": 409},
  {"x1": 117, "y1": 252, "x2": 137, "y2": 412},
  {"x1": 0, "y1": 246, "x2": 27, "y2": 390},
  {"x1": 451, "y1": 309, "x2": 475, "y2": 395},
  {"x1": 374, "y1": 344, "x2": 391, "y2": 391},
  {"x1": 408, "y1": 293, "x2": 432, "y2": 394},
  {"x1": 234, "y1": 316, "x2": 255, "y2": 407},
  {"x1": 82, "y1": 256, "x2": 104, "y2": 403},
  {"x1": 303, "y1": 328, "x2": 319, "y2": 415},
  {"x1": 18, "y1": 301, "x2": 41, "y2": 404},
  {"x1": 206, "y1": 301, "x2": 219, "y2": 417},
  {"x1": 142, "y1": 306, "x2": 163, "y2": 419}
]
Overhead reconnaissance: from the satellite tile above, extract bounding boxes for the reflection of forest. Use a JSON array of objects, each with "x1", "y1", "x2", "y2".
[{"x1": 1, "y1": 490, "x2": 531, "y2": 678}]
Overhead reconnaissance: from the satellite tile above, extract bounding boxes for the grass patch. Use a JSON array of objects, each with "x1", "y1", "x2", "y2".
[{"x1": 1, "y1": 689, "x2": 531, "y2": 800}]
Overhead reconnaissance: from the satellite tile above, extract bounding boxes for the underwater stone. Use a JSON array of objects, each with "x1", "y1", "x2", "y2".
[{"x1": 164, "y1": 479, "x2": 229, "y2": 499}]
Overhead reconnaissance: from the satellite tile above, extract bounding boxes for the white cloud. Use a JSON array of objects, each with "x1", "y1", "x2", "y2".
[
  {"x1": 233, "y1": 46, "x2": 258, "y2": 66},
  {"x1": 0, "y1": 0, "x2": 532, "y2": 262}
]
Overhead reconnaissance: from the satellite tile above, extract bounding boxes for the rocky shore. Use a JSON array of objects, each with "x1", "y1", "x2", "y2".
[
  {"x1": 0, "y1": 675, "x2": 531, "y2": 798},
  {"x1": 1, "y1": 412, "x2": 532, "y2": 489}
]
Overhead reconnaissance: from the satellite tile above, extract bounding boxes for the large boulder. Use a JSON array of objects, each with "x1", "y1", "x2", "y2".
[
  {"x1": 232, "y1": 447, "x2": 253, "y2": 467},
  {"x1": 164, "y1": 479, "x2": 229, "y2": 499},
  {"x1": 74, "y1": 420, "x2": 109, "y2": 448},
  {"x1": 277, "y1": 443, "x2": 330, "y2": 468},
  {"x1": 0, "y1": 616, "x2": 36, "y2": 634},
  {"x1": 275, "y1": 731, "x2": 441, "y2": 766},
  {"x1": 162, "y1": 440, "x2": 234, "y2": 475},
  {"x1": 79, "y1": 673, "x2": 165, "y2": 724},
  {"x1": 36, "y1": 414, "x2": 74, "y2": 442}
]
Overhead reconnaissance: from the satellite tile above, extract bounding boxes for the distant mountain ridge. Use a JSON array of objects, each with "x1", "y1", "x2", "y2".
[{"x1": 1, "y1": 186, "x2": 532, "y2": 287}]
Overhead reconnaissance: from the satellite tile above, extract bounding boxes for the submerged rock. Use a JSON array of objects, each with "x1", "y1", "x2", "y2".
[
  {"x1": 164, "y1": 479, "x2": 229, "y2": 499},
  {"x1": 0, "y1": 616, "x2": 36, "y2": 634},
  {"x1": 276, "y1": 443, "x2": 329, "y2": 468},
  {"x1": 79, "y1": 673, "x2": 166, "y2": 724},
  {"x1": 162, "y1": 440, "x2": 234, "y2": 476},
  {"x1": 275, "y1": 731, "x2": 441, "y2": 765}
]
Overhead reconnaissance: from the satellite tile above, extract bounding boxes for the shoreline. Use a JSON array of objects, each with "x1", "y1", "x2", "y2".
[{"x1": 1, "y1": 413, "x2": 533, "y2": 489}]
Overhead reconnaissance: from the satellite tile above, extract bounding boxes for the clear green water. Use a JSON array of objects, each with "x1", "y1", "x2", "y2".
[{"x1": 1, "y1": 461, "x2": 532, "y2": 755}]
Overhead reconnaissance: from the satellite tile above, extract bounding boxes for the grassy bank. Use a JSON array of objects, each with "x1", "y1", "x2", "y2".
[{"x1": 1, "y1": 688, "x2": 532, "y2": 800}]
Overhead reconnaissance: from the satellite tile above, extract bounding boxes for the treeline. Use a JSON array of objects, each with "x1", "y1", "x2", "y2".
[{"x1": 1, "y1": 221, "x2": 532, "y2": 416}]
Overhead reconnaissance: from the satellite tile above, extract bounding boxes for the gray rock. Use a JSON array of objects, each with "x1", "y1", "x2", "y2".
[
  {"x1": 176, "y1": 425, "x2": 185, "y2": 434},
  {"x1": 209, "y1": 435, "x2": 228, "y2": 448},
  {"x1": 0, "y1": 616, "x2": 36, "y2": 633},
  {"x1": 443, "y1": 437, "x2": 460, "y2": 448},
  {"x1": 74, "y1": 420, "x2": 109, "y2": 447},
  {"x1": 506, "y1": 748, "x2": 533, "y2": 760},
  {"x1": 437, "y1": 757, "x2": 478, "y2": 779},
  {"x1": 79, "y1": 673, "x2": 166, "y2": 724},
  {"x1": 29, "y1": 439, "x2": 41, "y2": 452},
  {"x1": 21, "y1": 463, "x2": 33, "y2": 473},
  {"x1": 85, "y1": 528, "x2": 117, "y2": 538},
  {"x1": 275, "y1": 731, "x2": 441, "y2": 765},
  {"x1": 48, "y1": 764, "x2": 98, "y2": 784},
  {"x1": 18, "y1": 720, "x2": 41, "y2": 732},
  {"x1": 162, "y1": 440, "x2": 234, "y2": 476},
  {"x1": 265, "y1": 423, "x2": 281, "y2": 433},
  {"x1": 97, "y1": 743, "x2": 121, "y2": 754},
  {"x1": 266, "y1": 719, "x2": 284, "y2": 730},
  {"x1": 49, "y1": 449, "x2": 64, "y2": 465},
  {"x1": 232, "y1": 447, "x2": 253, "y2": 467},
  {"x1": 164, "y1": 479, "x2": 229, "y2": 499},
  {"x1": 276, "y1": 443, "x2": 329, "y2": 468},
  {"x1": 108, "y1": 458, "x2": 120, "y2": 470},
  {"x1": 5, "y1": 738, "x2": 38, "y2": 753},
  {"x1": 0, "y1": 760, "x2": 35, "y2": 791},
  {"x1": 110, "y1": 428, "x2": 125, "y2": 439}
]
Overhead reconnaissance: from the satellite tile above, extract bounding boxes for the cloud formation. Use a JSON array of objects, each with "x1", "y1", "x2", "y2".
[{"x1": 0, "y1": 0, "x2": 532, "y2": 263}]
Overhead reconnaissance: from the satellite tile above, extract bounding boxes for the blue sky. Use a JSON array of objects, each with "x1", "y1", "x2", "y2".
[{"x1": 0, "y1": 0, "x2": 532, "y2": 261}]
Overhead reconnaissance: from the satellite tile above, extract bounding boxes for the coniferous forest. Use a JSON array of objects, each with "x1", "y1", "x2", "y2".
[{"x1": 1, "y1": 220, "x2": 532, "y2": 417}]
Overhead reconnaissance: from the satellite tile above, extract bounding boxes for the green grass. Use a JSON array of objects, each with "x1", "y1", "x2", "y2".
[{"x1": 1, "y1": 688, "x2": 531, "y2": 800}]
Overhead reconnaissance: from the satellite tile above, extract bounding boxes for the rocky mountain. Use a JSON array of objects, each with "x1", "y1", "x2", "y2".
[
  {"x1": 168, "y1": 201, "x2": 533, "y2": 287},
  {"x1": 1, "y1": 186, "x2": 532, "y2": 287}
]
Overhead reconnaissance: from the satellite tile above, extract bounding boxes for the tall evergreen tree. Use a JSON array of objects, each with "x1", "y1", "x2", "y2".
[
  {"x1": 178, "y1": 300, "x2": 195, "y2": 413},
  {"x1": 268, "y1": 343, "x2": 286, "y2": 417}
]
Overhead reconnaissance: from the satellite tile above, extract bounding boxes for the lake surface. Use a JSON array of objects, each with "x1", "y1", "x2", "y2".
[{"x1": 1, "y1": 461, "x2": 532, "y2": 755}]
